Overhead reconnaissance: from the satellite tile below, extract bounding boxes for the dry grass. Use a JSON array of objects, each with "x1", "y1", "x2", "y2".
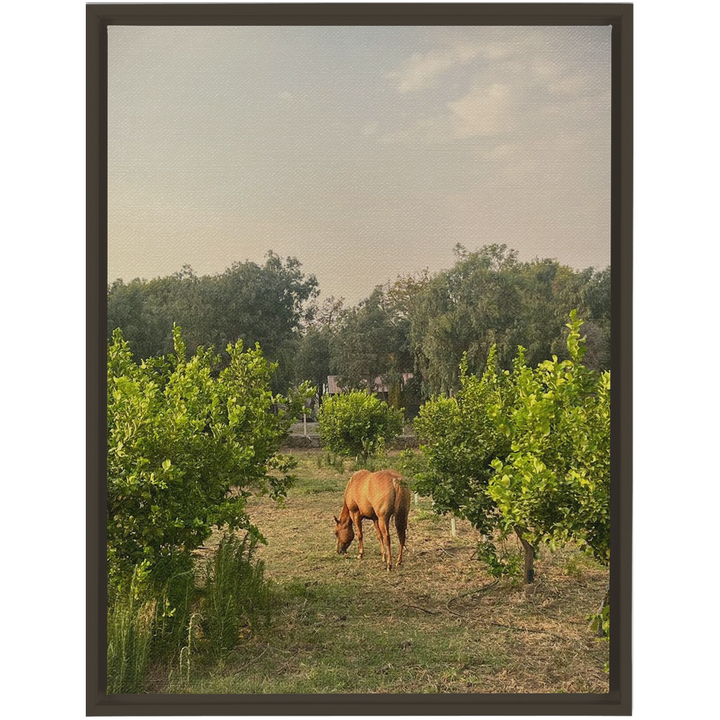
[{"x1": 176, "y1": 450, "x2": 609, "y2": 694}]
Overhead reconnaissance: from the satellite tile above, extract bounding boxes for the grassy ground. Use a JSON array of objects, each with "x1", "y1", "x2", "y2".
[{"x1": 160, "y1": 449, "x2": 609, "y2": 694}]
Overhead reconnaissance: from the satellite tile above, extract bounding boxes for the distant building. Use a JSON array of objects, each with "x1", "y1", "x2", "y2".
[
  {"x1": 326, "y1": 375, "x2": 344, "y2": 396},
  {"x1": 326, "y1": 373, "x2": 413, "y2": 397}
]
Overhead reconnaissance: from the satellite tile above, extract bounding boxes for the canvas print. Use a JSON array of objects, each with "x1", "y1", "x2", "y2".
[{"x1": 106, "y1": 24, "x2": 612, "y2": 695}]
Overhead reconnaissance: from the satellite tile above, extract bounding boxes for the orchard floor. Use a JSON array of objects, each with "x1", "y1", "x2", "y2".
[{"x1": 164, "y1": 450, "x2": 610, "y2": 694}]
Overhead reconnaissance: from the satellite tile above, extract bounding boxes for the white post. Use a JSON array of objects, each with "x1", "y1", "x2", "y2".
[
  {"x1": 414, "y1": 492, "x2": 419, "y2": 506},
  {"x1": 451, "y1": 517, "x2": 457, "y2": 537},
  {"x1": 302, "y1": 411, "x2": 307, "y2": 437}
]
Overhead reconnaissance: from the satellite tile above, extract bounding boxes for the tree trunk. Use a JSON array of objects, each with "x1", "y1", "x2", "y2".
[{"x1": 514, "y1": 526, "x2": 535, "y2": 585}]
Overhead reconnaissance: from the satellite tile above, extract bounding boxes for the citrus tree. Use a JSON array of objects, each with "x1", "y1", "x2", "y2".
[
  {"x1": 107, "y1": 327, "x2": 298, "y2": 585},
  {"x1": 488, "y1": 312, "x2": 610, "y2": 575},
  {"x1": 416, "y1": 312, "x2": 610, "y2": 587},
  {"x1": 317, "y1": 390, "x2": 403, "y2": 463},
  {"x1": 413, "y1": 347, "x2": 510, "y2": 539}
]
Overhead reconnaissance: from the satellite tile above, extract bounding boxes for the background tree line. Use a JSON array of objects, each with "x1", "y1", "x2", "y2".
[
  {"x1": 108, "y1": 244, "x2": 610, "y2": 413},
  {"x1": 108, "y1": 251, "x2": 319, "y2": 392}
]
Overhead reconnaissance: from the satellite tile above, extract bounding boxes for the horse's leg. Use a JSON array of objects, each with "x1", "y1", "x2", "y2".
[
  {"x1": 352, "y1": 514, "x2": 364, "y2": 559},
  {"x1": 373, "y1": 519, "x2": 386, "y2": 563},
  {"x1": 395, "y1": 511, "x2": 407, "y2": 567},
  {"x1": 378, "y1": 516, "x2": 392, "y2": 571}
]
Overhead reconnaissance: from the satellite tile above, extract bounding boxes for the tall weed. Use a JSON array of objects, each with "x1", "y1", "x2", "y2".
[
  {"x1": 150, "y1": 555, "x2": 195, "y2": 658},
  {"x1": 107, "y1": 569, "x2": 156, "y2": 694},
  {"x1": 201, "y1": 533, "x2": 271, "y2": 659}
]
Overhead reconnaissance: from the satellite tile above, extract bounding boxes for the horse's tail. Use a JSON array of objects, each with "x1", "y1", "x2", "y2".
[{"x1": 391, "y1": 473, "x2": 411, "y2": 530}]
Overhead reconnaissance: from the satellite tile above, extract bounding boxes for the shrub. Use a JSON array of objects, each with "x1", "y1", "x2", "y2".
[
  {"x1": 317, "y1": 391, "x2": 403, "y2": 463},
  {"x1": 107, "y1": 327, "x2": 298, "y2": 584},
  {"x1": 487, "y1": 311, "x2": 611, "y2": 567},
  {"x1": 413, "y1": 346, "x2": 510, "y2": 538}
]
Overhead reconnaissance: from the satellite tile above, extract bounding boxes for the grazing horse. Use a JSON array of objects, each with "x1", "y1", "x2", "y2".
[{"x1": 333, "y1": 470, "x2": 410, "y2": 570}]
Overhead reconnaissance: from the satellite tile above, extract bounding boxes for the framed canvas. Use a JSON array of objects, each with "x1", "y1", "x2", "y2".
[{"x1": 88, "y1": 2, "x2": 632, "y2": 715}]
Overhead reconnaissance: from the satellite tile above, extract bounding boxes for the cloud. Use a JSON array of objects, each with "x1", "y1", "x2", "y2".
[
  {"x1": 380, "y1": 84, "x2": 513, "y2": 144},
  {"x1": 548, "y1": 73, "x2": 592, "y2": 95},
  {"x1": 380, "y1": 116, "x2": 453, "y2": 144},
  {"x1": 447, "y1": 84, "x2": 513, "y2": 138},
  {"x1": 386, "y1": 31, "x2": 551, "y2": 94},
  {"x1": 381, "y1": 25, "x2": 610, "y2": 166},
  {"x1": 387, "y1": 44, "x2": 482, "y2": 93}
]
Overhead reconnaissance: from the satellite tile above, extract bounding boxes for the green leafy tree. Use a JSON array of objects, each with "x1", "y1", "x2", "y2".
[
  {"x1": 317, "y1": 391, "x2": 403, "y2": 463},
  {"x1": 413, "y1": 347, "x2": 510, "y2": 538},
  {"x1": 408, "y1": 245, "x2": 611, "y2": 396},
  {"x1": 331, "y1": 287, "x2": 412, "y2": 399},
  {"x1": 488, "y1": 312, "x2": 611, "y2": 575},
  {"x1": 416, "y1": 312, "x2": 610, "y2": 589},
  {"x1": 409, "y1": 245, "x2": 522, "y2": 395},
  {"x1": 199, "y1": 253, "x2": 318, "y2": 390},
  {"x1": 293, "y1": 296, "x2": 344, "y2": 407},
  {"x1": 107, "y1": 326, "x2": 298, "y2": 585},
  {"x1": 108, "y1": 252, "x2": 318, "y2": 392}
]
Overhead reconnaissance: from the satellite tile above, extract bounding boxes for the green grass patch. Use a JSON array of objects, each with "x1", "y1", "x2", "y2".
[{"x1": 176, "y1": 577, "x2": 515, "y2": 694}]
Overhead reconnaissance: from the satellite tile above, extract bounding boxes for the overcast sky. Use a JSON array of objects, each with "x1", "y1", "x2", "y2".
[{"x1": 108, "y1": 25, "x2": 611, "y2": 304}]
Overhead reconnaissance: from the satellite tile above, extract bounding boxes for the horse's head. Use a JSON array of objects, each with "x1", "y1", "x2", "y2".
[{"x1": 333, "y1": 515, "x2": 354, "y2": 554}]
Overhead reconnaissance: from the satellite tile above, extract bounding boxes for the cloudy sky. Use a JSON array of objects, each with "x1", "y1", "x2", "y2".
[{"x1": 108, "y1": 25, "x2": 611, "y2": 304}]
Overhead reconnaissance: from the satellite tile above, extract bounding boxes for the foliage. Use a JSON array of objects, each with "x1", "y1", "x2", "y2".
[
  {"x1": 416, "y1": 312, "x2": 610, "y2": 580},
  {"x1": 294, "y1": 326, "x2": 333, "y2": 408},
  {"x1": 488, "y1": 311, "x2": 611, "y2": 565},
  {"x1": 107, "y1": 326, "x2": 298, "y2": 584},
  {"x1": 324, "y1": 273, "x2": 428, "y2": 411},
  {"x1": 475, "y1": 540, "x2": 523, "y2": 580},
  {"x1": 109, "y1": 245, "x2": 610, "y2": 403},
  {"x1": 396, "y1": 448, "x2": 429, "y2": 484},
  {"x1": 413, "y1": 347, "x2": 510, "y2": 537},
  {"x1": 149, "y1": 563, "x2": 196, "y2": 659},
  {"x1": 589, "y1": 602, "x2": 610, "y2": 639},
  {"x1": 330, "y1": 287, "x2": 413, "y2": 400},
  {"x1": 408, "y1": 245, "x2": 611, "y2": 396},
  {"x1": 317, "y1": 391, "x2": 403, "y2": 462},
  {"x1": 108, "y1": 252, "x2": 318, "y2": 392},
  {"x1": 579, "y1": 266, "x2": 611, "y2": 370},
  {"x1": 201, "y1": 533, "x2": 271, "y2": 659}
]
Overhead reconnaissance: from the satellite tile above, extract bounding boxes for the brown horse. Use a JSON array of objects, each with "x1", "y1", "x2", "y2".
[{"x1": 333, "y1": 469, "x2": 410, "y2": 570}]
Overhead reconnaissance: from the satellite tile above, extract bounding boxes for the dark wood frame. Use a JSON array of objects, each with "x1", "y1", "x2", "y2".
[{"x1": 87, "y1": 3, "x2": 632, "y2": 715}]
